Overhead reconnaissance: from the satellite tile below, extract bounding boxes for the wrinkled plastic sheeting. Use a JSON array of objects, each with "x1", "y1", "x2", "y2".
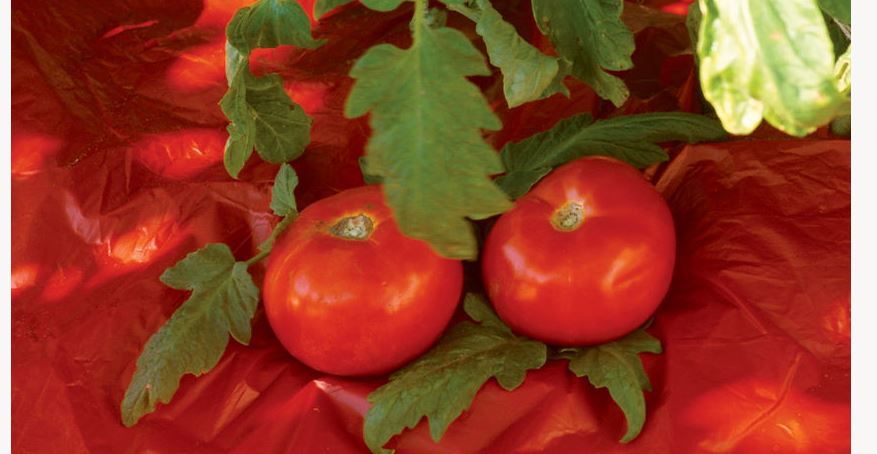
[{"x1": 11, "y1": 0, "x2": 849, "y2": 453}]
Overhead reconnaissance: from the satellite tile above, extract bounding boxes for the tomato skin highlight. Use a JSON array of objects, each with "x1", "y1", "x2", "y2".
[
  {"x1": 482, "y1": 157, "x2": 676, "y2": 345},
  {"x1": 263, "y1": 185, "x2": 463, "y2": 376}
]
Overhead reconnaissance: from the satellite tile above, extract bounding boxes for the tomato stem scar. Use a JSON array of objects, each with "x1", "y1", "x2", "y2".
[
  {"x1": 330, "y1": 214, "x2": 375, "y2": 240},
  {"x1": 551, "y1": 202, "x2": 585, "y2": 231}
]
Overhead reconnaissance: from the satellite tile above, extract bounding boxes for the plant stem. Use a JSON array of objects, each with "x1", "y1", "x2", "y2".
[
  {"x1": 413, "y1": 0, "x2": 427, "y2": 42},
  {"x1": 245, "y1": 214, "x2": 296, "y2": 267}
]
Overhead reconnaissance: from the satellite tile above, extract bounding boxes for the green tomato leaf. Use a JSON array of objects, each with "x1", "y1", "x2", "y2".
[
  {"x1": 361, "y1": 0, "x2": 407, "y2": 12},
  {"x1": 497, "y1": 112, "x2": 727, "y2": 199},
  {"x1": 314, "y1": 0, "x2": 356, "y2": 19},
  {"x1": 244, "y1": 73, "x2": 312, "y2": 165},
  {"x1": 221, "y1": 0, "x2": 320, "y2": 178},
  {"x1": 463, "y1": 0, "x2": 567, "y2": 107},
  {"x1": 363, "y1": 294, "x2": 547, "y2": 453},
  {"x1": 817, "y1": 0, "x2": 850, "y2": 25},
  {"x1": 359, "y1": 157, "x2": 384, "y2": 185},
  {"x1": 531, "y1": 0, "x2": 634, "y2": 107},
  {"x1": 222, "y1": 47, "x2": 256, "y2": 178},
  {"x1": 121, "y1": 244, "x2": 259, "y2": 427},
  {"x1": 270, "y1": 163, "x2": 299, "y2": 216},
  {"x1": 462, "y1": 292, "x2": 508, "y2": 328},
  {"x1": 227, "y1": 0, "x2": 324, "y2": 54},
  {"x1": 565, "y1": 329, "x2": 662, "y2": 443},
  {"x1": 220, "y1": 68, "x2": 312, "y2": 176},
  {"x1": 439, "y1": 0, "x2": 568, "y2": 106},
  {"x1": 345, "y1": 20, "x2": 511, "y2": 260},
  {"x1": 696, "y1": 0, "x2": 844, "y2": 136}
]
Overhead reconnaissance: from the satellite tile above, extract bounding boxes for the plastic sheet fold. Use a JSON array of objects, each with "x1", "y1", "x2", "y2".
[{"x1": 12, "y1": 1, "x2": 850, "y2": 452}]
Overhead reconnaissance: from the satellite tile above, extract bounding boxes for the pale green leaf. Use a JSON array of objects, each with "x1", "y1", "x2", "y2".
[
  {"x1": 531, "y1": 0, "x2": 634, "y2": 106},
  {"x1": 227, "y1": 0, "x2": 324, "y2": 54},
  {"x1": 497, "y1": 112, "x2": 727, "y2": 198},
  {"x1": 121, "y1": 244, "x2": 259, "y2": 427},
  {"x1": 696, "y1": 0, "x2": 844, "y2": 136},
  {"x1": 831, "y1": 44, "x2": 851, "y2": 136},
  {"x1": 270, "y1": 163, "x2": 299, "y2": 216},
  {"x1": 314, "y1": 0, "x2": 355, "y2": 19},
  {"x1": 345, "y1": 21, "x2": 511, "y2": 259},
  {"x1": 567, "y1": 329, "x2": 662, "y2": 443},
  {"x1": 835, "y1": 44, "x2": 850, "y2": 96},
  {"x1": 363, "y1": 294, "x2": 547, "y2": 453}
]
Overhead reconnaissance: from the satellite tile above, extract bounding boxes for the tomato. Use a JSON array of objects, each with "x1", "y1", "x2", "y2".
[
  {"x1": 481, "y1": 156, "x2": 676, "y2": 345},
  {"x1": 263, "y1": 185, "x2": 463, "y2": 376}
]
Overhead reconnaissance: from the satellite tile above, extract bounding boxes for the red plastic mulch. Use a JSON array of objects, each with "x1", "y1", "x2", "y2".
[{"x1": 11, "y1": 1, "x2": 850, "y2": 452}]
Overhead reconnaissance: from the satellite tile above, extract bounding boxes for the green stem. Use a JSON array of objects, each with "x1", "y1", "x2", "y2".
[
  {"x1": 413, "y1": 0, "x2": 427, "y2": 42},
  {"x1": 245, "y1": 214, "x2": 296, "y2": 267}
]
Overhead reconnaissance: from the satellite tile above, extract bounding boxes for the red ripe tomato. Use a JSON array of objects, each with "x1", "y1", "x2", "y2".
[
  {"x1": 482, "y1": 156, "x2": 676, "y2": 345},
  {"x1": 263, "y1": 185, "x2": 463, "y2": 376}
]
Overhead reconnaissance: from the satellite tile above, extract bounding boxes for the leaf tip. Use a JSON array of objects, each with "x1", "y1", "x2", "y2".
[{"x1": 120, "y1": 386, "x2": 147, "y2": 428}]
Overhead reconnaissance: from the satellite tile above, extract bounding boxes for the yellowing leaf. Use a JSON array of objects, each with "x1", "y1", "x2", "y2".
[{"x1": 696, "y1": 0, "x2": 844, "y2": 136}]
